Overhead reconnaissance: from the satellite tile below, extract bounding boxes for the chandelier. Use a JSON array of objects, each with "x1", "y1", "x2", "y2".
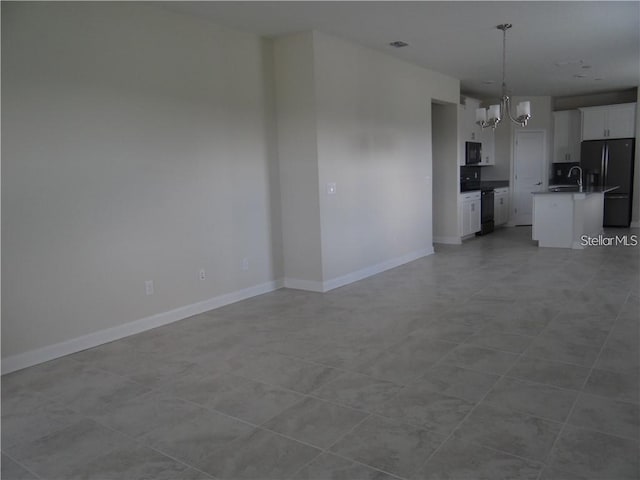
[{"x1": 476, "y1": 23, "x2": 531, "y2": 129}]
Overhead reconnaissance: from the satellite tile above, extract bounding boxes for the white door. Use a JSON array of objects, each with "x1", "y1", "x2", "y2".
[{"x1": 513, "y1": 130, "x2": 545, "y2": 225}]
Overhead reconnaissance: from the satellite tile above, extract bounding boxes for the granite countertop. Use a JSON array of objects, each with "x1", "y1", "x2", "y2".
[
  {"x1": 532, "y1": 185, "x2": 619, "y2": 195},
  {"x1": 480, "y1": 180, "x2": 509, "y2": 189}
]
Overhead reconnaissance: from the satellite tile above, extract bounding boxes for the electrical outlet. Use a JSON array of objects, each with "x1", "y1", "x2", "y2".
[
  {"x1": 145, "y1": 280, "x2": 154, "y2": 295},
  {"x1": 241, "y1": 257, "x2": 249, "y2": 271},
  {"x1": 199, "y1": 269, "x2": 206, "y2": 281}
]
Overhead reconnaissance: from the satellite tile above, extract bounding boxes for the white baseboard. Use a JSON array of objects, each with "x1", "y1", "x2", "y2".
[
  {"x1": 2, "y1": 247, "x2": 437, "y2": 373},
  {"x1": 2, "y1": 279, "x2": 284, "y2": 375},
  {"x1": 322, "y1": 247, "x2": 434, "y2": 292},
  {"x1": 283, "y1": 277, "x2": 325, "y2": 292},
  {"x1": 284, "y1": 248, "x2": 434, "y2": 293},
  {"x1": 433, "y1": 236, "x2": 462, "y2": 245}
]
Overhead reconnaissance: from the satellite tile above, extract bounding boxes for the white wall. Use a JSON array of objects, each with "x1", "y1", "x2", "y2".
[
  {"x1": 2, "y1": 3, "x2": 463, "y2": 370},
  {"x1": 273, "y1": 33, "x2": 324, "y2": 288},
  {"x1": 273, "y1": 31, "x2": 459, "y2": 290},
  {"x1": 432, "y1": 103, "x2": 460, "y2": 243},
  {"x1": 313, "y1": 32, "x2": 453, "y2": 285},
  {"x1": 2, "y1": 3, "x2": 282, "y2": 365}
]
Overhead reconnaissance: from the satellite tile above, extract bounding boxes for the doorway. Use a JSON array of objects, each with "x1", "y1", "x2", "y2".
[{"x1": 512, "y1": 130, "x2": 545, "y2": 225}]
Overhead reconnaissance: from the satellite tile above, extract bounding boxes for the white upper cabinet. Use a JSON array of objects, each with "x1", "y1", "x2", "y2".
[
  {"x1": 478, "y1": 126, "x2": 495, "y2": 166},
  {"x1": 459, "y1": 97, "x2": 482, "y2": 143},
  {"x1": 607, "y1": 104, "x2": 637, "y2": 138},
  {"x1": 553, "y1": 110, "x2": 581, "y2": 163},
  {"x1": 459, "y1": 96, "x2": 494, "y2": 165},
  {"x1": 580, "y1": 103, "x2": 636, "y2": 140}
]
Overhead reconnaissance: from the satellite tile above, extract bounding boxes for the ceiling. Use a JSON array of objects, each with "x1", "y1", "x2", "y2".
[{"x1": 162, "y1": 1, "x2": 639, "y2": 99}]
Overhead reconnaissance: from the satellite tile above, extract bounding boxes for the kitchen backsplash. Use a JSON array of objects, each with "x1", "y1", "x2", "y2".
[{"x1": 550, "y1": 162, "x2": 580, "y2": 185}]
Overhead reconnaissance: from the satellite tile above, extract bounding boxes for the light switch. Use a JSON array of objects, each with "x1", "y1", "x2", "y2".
[{"x1": 327, "y1": 182, "x2": 337, "y2": 195}]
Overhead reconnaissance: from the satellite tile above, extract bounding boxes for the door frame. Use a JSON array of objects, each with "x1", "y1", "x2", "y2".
[{"x1": 510, "y1": 129, "x2": 547, "y2": 226}]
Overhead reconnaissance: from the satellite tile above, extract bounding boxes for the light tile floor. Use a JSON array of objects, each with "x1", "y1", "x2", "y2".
[{"x1": 2, "y1": 226, "x2": 639, "y2": 480}]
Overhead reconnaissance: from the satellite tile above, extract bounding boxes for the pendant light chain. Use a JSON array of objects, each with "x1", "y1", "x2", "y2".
[
  {"x1": 475, "y1": 23, "x2": 531, "y2": 129},
  {"x1": 501, "y1": 24, "x2": 508, "y2": 97}
]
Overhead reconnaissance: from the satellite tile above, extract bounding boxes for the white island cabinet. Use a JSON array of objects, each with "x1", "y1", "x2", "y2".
[{"x1": 532, "y1": 188, "x2": 616, "y2": 249}]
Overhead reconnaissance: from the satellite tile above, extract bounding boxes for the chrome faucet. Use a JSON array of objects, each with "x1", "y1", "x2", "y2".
[{"x1": 568, "y1": 166, "x2": 583, "y2": 192}]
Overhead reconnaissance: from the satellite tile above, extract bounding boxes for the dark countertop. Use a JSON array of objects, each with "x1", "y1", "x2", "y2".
[
  {"x1": 533, "y1": 185, "x2": 619, "y2": 195},
  {"x1": 479, "y1": 180, "x2": 509, "y2": 189}
]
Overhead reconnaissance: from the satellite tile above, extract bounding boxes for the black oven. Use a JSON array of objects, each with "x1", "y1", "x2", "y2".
[{"x1": 465, "y1": 141, "x2": 482, "y2": 165}]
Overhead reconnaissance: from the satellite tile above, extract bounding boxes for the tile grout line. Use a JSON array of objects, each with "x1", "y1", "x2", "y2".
[
  {"x1": 7, "y1": 418, "x2": 199, "y2": 480},
  {"x1": 286, "y1": 413, "x2": 376, "y2": 480},
  {"x1": 410, "y1": 301, "x2": 575, "y2": 478},
  {"x1": 74, "y1": 338, "x2": 506, "y2": 479},
  {"x1": 56, "y1": 316, "x2": 616, "y2": 473},
  {"x1": 286, "y1": 412, "x2": 415, "y2": 480},
  {"x1": 123, "y1": 377, "x2": 408, "y2": 478},
  {"x1": 99, "y1": 422, "x2": 219, "y2": 480},
  {"x1": 0, "y1": 449, "x2": 46, "y2": 480},
  {"x1": 534, "y1": 294, "x2": 629, "y2": 480},
  {"x1": 4, "y1": 227, "x2": 636, "y2": 479},
  {"x1": 406, "y1": 364, "x2": 505, "y2": 476}
]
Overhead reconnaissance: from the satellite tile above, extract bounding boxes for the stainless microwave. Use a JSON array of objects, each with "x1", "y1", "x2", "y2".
[{"x1": 465, "y1": 141, "x2": 482, "y2": 165}]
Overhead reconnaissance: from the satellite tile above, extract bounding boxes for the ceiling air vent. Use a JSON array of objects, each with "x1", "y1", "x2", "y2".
[{"x1": 389, "y1": 41, "x2": 409, "y2": 48}]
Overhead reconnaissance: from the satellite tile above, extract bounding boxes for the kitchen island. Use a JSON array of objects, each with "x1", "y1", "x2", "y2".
[{"x1": 532, "y1": 186, "x2": 618, "y2": 249}]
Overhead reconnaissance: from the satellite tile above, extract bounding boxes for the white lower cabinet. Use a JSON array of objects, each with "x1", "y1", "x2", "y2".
[
  {"x1": 494, "y1": 187, "x2": 510, "y2": 226},
  {"x1": 459, "y1": 191, "x2": 481, "y2": 237}
]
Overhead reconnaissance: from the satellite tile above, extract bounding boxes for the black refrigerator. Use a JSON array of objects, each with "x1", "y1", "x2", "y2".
[{"x1": 580, "y1": 138, "x2": 635, "y2": 227}]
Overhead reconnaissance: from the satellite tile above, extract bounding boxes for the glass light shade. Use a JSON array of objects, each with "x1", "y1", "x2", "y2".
[
  {"x1": 475, "y1": 108, "x2": 487, "y2": 123},
  {"x1": 488, "y1": 104, "x2": 501, "y2": 121},
  {"x1": 516, "y1": 101, "x2": 531, "y2": 118}
]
